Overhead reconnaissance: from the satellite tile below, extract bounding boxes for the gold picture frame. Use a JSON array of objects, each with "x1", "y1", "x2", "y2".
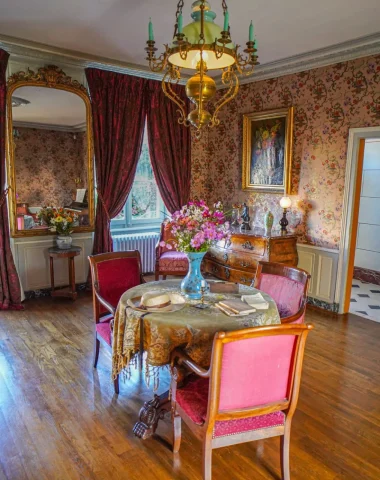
[
  {"x1": 6, "y1": 65, "x2": 95, "y2": 237},
  {"x1": 242, "y1": 107, "x2": 294, "y2": 193}
]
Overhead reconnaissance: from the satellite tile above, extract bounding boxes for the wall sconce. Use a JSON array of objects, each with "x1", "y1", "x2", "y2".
[{"x1": 279, "y1": 196, "x2": 291, "y2": 235}]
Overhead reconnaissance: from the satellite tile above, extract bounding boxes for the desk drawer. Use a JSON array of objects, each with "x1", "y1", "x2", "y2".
[
  {"x1": 207, "y1": 248, "x2": 263, "y2": 271},
  {"x1": 204, "y1": 260, "x2": 255, "y2": 286},
  {"x1": 228, "y1": 236, "x2": 266, "y2": 256}
]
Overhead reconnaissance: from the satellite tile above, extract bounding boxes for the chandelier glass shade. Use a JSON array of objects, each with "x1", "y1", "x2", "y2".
[{"x1": 145, "y1": 0, "x2": 259, "y2": 137}]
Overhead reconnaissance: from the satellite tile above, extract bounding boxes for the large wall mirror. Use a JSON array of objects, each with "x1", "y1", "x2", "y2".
[{"x1": 6, "y1": 65, "x2": 94, "y2": 237}]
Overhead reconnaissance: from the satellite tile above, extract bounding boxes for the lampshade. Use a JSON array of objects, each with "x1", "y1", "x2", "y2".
[
  {"x1": 168, "y1": 1, "x2": 235, "y2": 70},
  {"x1": 280, "y1": 196, "x2": 292, "y2": 209}
]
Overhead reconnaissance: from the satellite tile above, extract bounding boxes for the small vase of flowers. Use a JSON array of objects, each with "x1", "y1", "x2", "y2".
[
  {"x1": 37, "y1": 207, "x2": 78, "y2": 249},
  {"x1": 160, "y1": 200, "x2": 230, "y2": 299}
]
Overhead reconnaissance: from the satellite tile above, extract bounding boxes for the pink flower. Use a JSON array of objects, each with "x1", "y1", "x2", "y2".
[
  {"x1": 191, "y1": 231, "x2": 205, "y2": 249},
  {"x1": 168, "y1": 200, "x2": 230, "y2": 252}
]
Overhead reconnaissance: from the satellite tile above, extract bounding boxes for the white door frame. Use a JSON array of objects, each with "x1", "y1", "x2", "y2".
[{"x1": 336, "y1": 126, "x2": 380, "y2": 313}]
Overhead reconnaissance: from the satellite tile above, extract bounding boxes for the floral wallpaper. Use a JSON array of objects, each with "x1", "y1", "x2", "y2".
[
  {"x1": 190, "y1": 54, "x2": 380, "y2": 249},
  {"x1": 15, "y1": 127, "x2": 87, "y2": 207}
]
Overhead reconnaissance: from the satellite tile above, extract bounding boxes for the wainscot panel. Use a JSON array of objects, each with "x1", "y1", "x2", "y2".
[
  {"x1": 11, "y1": 233, "x2": 93, "y2": 293},
  {"x1": 297, "y1": 243, "x2": 339, "y2": 311}
]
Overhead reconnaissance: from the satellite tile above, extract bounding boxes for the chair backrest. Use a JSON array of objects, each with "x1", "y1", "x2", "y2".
[
  {"x1": 206, "y1": 324, "x2": 313, "y2": 429},
  {"x1": 88, "y1": 251, "x2": 143, "y2": 309},
  {"x1": 254, "y1": 262, "x2": 310, "y2": 319},
  {"x1": 159, "y1": 222, "x2": 177, "y2": 254}
]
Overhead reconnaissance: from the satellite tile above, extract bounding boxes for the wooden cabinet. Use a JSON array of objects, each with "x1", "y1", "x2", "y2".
[{"x1": 204, "y1": 229, "x2": 298, "y2": 286}]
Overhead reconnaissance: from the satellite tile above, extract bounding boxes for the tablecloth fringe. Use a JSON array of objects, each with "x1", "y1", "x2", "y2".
[{"x1": 112, "y1": 350, "x2": 169, "y2": 392}]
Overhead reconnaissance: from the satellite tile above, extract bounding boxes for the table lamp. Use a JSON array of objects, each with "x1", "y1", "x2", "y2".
[{"x1": 279, "y1": 196, "x2": 291, "y2": 235}]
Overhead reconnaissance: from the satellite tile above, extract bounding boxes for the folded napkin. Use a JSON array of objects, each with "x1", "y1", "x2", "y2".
[
  {"x1": 215, "y1": 303, "x2": 251, "y2": 317},
  {"x1": 217, "y1": 299, "x2": 256, "y2": 315},
  {"x1": 241, "y1": 293, "x2": 269, "y2": 310}
]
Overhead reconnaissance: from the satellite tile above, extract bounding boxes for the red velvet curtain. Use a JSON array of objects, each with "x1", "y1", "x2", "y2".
[
  {"x1": 86, "y1": 69, "x2": 147, "y2": 254},
  {"x1": 146, "y1": 79, "x2": 191, "y2": 214},
  {"x1": 0, "y1": 49, "x2": 23, "y2": 310}
]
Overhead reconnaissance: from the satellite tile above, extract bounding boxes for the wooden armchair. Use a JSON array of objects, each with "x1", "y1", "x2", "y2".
[
  {"x1": 155, "y1": 222, "x2": 188, "y2": 280},
  {"x1": 254, "y1": 261, "x2": 310, "y2": 324},
  {"x1": 88, "y1": 250, "x2": 145, "y2": 394},
  {"x1": 171, "y1": 324, "x2": 313, "y2": 480}
]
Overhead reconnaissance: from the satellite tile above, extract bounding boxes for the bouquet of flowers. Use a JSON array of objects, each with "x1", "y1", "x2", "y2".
[
  {"x1": 37, "y1": 207, "x2": 78, "y2": 236},
  {"x1": 37, "y1": 206, "x2": 56, "y2": 226},
  {"x1": 161, "y1": 200, "x2": 230, "y2": 253}
]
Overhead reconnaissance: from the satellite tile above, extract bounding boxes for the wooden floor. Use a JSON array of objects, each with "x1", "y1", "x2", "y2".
[{"x1": 0, "y1": 294, "x2": 379, "y2": 480}]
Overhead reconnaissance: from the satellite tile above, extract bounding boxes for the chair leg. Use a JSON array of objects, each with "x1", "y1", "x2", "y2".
[
  {"x1": 155, "y1": 271, "x2": 159, "y2": 281},
  {"x1": 93, "y1": 335, "x2": 100, "y2": 368},
  {"x1": 280, "y1": 423, "x2": 291, "y2": 480},
  {"x1": 173, "y1": 414, "x2": 182, "y2": 453},
  {"x1": 114, "y1": 374, "x2": 120, "y2": 395},
  {"x1": 162, "y1": 275, "x2": 167, "y2": 280},
  {"x1": 202, "y1": 439, "x2": 212, "y2": 480}
]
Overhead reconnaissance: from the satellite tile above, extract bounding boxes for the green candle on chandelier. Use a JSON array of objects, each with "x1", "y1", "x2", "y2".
[
  {"x1": 148, "y1": 18, "x2": 154, "y2": 41},
  {"x1": 223, "y1": 10, "x2": 229, "y2": 32},
  {"x1": 178, "y1": 13, "x2": 183, "y2": 34},
  {"x1": 249, "y1": 20, "x2": 254, "y2": 42}
]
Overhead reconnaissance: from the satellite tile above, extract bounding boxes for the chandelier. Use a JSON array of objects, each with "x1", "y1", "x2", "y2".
[{"x1": 145, "y1": 0, "x2": 258, "y2": 138}]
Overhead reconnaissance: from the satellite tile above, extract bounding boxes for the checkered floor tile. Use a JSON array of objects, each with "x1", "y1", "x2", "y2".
[{"x1": 349, "y1": 280, "x2": 380, "y2": 323}]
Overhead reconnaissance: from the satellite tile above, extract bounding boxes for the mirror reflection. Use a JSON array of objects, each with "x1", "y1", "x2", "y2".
[{"x1": 12, "y1": 85, "x2": 90, "y2": 231}]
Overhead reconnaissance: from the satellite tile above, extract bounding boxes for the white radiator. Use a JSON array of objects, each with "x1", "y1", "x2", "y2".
[{"x1": 112, "y1": 232, "x2": 160, "y2": 273}]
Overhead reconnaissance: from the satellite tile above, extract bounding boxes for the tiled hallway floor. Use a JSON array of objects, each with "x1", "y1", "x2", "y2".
[{"x1": 350, "y1": 279, "x2": 380, "y2": 323}]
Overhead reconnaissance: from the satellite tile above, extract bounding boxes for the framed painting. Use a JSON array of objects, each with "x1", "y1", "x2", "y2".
[{"x1": 242, "y1": 107, "x2": 294, "y2": 193}]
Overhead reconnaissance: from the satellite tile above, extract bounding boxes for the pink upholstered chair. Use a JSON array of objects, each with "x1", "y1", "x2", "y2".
[
  {"x1": 88, "y1": 251, "x2": 145, "y2": 394},
  {"x1": 171, "y1": 323, "x2": 313, "y2": 480},
  {"x1": 254, "y1": 261, "x2": 310, "y2": 324},
  {"x1": 155, "y1": 222, "x2": 188, "y2": 280}
]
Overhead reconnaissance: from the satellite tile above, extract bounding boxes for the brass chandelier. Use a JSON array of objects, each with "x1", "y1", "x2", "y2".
[{"x1": 145, "y1": 0, "x2": 259, "y2": 138}]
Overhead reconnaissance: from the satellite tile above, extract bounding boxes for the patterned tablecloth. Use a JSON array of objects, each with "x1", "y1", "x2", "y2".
[{"x1": 112, "y1": 280, "x2": 280, "y2": 385}]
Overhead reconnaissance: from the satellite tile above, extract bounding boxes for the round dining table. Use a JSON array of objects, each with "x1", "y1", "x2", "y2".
[{"x1": 111, "y1": 279, "x2": 280, "y2": 439}]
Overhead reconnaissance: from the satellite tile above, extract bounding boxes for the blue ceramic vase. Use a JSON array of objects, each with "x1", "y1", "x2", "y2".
[{"x1": 181, "y1": 252, "x2": 208, "y2": 300}]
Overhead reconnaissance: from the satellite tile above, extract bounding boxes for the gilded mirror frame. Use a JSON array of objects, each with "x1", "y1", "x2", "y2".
[{"x1": 6, "y1": 65, "x2": 95, "y2": 237}]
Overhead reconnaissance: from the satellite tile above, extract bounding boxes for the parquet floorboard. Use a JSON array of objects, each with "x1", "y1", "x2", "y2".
[{"x1": 0, "y1": 294, "x2": 379, "y2": 479}]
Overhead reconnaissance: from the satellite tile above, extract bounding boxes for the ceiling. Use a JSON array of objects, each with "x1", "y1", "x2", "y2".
[
  {"x1": 12, "y1": 86, "x2": 86, "y2": 128},
  {"x1": 0, "y1": 0, "x2": 379, "y2": 69}
]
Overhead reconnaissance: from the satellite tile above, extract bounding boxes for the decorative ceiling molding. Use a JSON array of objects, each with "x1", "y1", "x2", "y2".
[
  {"x1": 13, "y1": 120, "x2": 87, "y2": 132},
  {"x1": 1, "y1": 31, "x2": 379, "y2": 89},
  {"x1": 0, "y1": 33, "x2": 188, "y2": 84},
  {"x1": 217, "y1": 32, "x2": 380, "y2": 88}
]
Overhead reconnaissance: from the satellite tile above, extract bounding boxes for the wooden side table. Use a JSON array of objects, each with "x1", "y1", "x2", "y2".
[{"x1": 48, "y1": 246, "x2": 82, "y2": 300}]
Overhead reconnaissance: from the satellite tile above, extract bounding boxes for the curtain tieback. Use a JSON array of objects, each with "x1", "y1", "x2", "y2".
[
  {"x1": 0, "y1": 187, "x2": 9, "y2": 209},
  {"x1": 96, "y1": 188, "x2": 111, "y2": 221}
]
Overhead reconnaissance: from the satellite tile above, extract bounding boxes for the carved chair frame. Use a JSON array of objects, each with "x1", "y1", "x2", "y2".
[{"x1": 170, "y1": 323, "x2": 313, "y2": 480}]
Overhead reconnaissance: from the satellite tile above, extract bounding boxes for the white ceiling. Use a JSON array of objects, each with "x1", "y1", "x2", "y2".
[
  {"x1": 12, "y1": 86, "x2": 86, "y2": 127},
  {"x1": 0, "y1": 0, "x2": 379, "y2": 68}
]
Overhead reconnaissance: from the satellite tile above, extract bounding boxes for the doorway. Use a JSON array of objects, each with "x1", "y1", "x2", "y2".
[
  {"x1": 349, "y1": 139, "x2": 380, "y2": 321},
  {"x1": 337, "y1": 127, "x2": 380, "y2": 319}
]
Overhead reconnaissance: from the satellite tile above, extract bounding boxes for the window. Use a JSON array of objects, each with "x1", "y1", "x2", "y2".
[{"x1": 111, "y1": 128, "x2": 165, "y2": 232}]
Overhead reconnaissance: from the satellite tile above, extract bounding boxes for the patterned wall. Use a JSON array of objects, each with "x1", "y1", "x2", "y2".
[
  {"x1": 190, "y1": 54, "x2": 380, "y2": 249},
  {"x1": 15, "y1": 127, "x2": 87, "y2": 207}
]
